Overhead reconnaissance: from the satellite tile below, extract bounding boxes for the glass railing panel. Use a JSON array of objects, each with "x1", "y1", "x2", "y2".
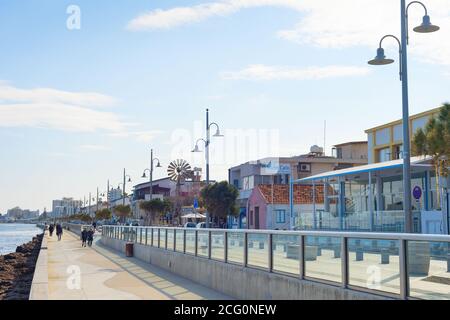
[
  {"x1": 304, "y1": 236, "x2": 341, "y2": 283},
  {"x1": 348, "y1": 238, "x2": 400, "y2": 294},
  {"x1": 408, "y1": 241, "x2": 450, "y2": 300},
  {"x1": 227, "y1": 232, "x2": 244, "y2": 265},
  {"x1": 272, "y1": 234, "x2": 300, "y2": 275},
  {"x1": 175, "y1": 230, "x2": 184, "y2": 252},
  {"x1": 167, "y1": 229, "x2": 174, "y2": 250},
  {"x1": 247, "y1": 233, "x2": 269, "y2": 269},
  {"x1": 159, "y1": 229, "x2": 166, "y2": 249},
  {"x1": 211, "y1": 232, "x2": 225, "y2": 261},
  {"x1": 152, "y1": 228, "x2": 158, "y2": 247},
  {"x1": 197, "y1": 231, "x2": 209, "y2": 257},
  {"x1": 185, "y1": 230, "x2": 196, "y2": 255}
]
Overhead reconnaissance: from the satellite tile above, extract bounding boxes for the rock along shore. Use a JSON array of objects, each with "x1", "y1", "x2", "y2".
[{"x1": 0, "y1": 233, "x2": 43, "y2": 300}]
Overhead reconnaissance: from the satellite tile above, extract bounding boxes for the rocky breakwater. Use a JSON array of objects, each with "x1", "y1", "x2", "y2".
[{"x1": 0, "y1": 233, "x2": 43, "y2": 300}]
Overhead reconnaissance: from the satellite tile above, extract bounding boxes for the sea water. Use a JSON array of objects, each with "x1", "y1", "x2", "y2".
[{"x1": 0, "y1": 223, "x2": 42, "y2": 255}]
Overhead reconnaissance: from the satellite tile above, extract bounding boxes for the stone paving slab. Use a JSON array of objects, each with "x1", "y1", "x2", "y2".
[{"x1": 43, "y1": 231, "x2": 231, "y2": 300}]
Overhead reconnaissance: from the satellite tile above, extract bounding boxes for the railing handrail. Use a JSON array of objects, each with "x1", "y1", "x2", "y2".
[
  {"x1": 102, "y1": 225, "x2": 450, "y2": 242},
  {"x1": 102, "y1": 225, "x2": 450, "y2": 300}
]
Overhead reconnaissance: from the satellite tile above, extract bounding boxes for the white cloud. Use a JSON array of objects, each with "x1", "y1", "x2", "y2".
[
  {"x1": 79, "y1": 144, "x2": 111, "y2": 151},
  {"x1": 0, "y1": 84, "x2": 116, "y2": 108},
  {"x1": 0, "y1": 83, "x2": 126, "y2": 133},
  {"x1": 127, "y1": 0, "x2": 305, "y2": 31},
  {"x1": 221, "y1": 64, "x2": 370, "y2": 80},
  {"x1": 108, "y1": 130, "x2": 164, "y2": 143},
  {"x1": 127, "y1": 0, "x2": 450, "y2": 67}
]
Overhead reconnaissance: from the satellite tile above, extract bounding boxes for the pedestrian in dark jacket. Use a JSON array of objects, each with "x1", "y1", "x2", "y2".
[
  {"x1": 56, "y1": 224, "x2": 63, "y2": 241},
  {"x1": 87, "y1": 228, "x2": 94, "y2": 247},
  {"x1": 49, "y1": 224, "x2": 54, "y2": 237},
  {"x1": 81, "y1": 228, "x2": 88, "y2": 247}
]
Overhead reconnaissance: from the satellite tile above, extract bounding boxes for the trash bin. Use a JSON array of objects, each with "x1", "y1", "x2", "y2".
[{"x1": 125, "y1": 242, "x2": 134, "y2": 257}]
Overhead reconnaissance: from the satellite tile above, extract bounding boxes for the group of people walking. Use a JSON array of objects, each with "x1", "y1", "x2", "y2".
[
  {"x1": 48, "y1": 223, "x2": 63, "y2": 241},
  {"x1": 81, "y1": 227, "x2": 95, "y2": 247}
]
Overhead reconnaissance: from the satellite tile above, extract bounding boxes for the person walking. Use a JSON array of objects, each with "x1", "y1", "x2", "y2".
[
  {"x1": 56, "y1": 224, "x2": 63, "y2": 241},
  {"x1": 81, "y1": 228, "x2": 88, "y2": 247},
  {"x1": 87, "y1": 228, "x2": 94, "y2": 247},
  {"x1": 49, "y1": 224, "x2": 54, "y2": 237}
]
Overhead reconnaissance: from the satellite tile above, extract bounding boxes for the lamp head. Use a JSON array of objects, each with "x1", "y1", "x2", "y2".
[
  {"x1": 191, "y1": 144, "x2": 202, "y2": 153},
  {"x1": 142, "y1": 172, "x2": 147, "y2": 178},
  {"x1": 413, "y1": 15, "x2": 440, "y2": 33},
  {"x1": 128, "y1": 177, "x2": 132, "y2": 183},
  {"x1": 368, "y1": 47, "x2": 394, "y2": 65},
  {"x1": 156, "y1": 162, "x2": 162, "y2": 168},
  {"x1": 213, "y1": 128, "x2": 224, "y2": 137}
]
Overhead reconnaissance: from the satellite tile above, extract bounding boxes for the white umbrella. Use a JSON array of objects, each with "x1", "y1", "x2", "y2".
[{"x1": 181, "y1": 213, "x2": 206, "y2": 219}]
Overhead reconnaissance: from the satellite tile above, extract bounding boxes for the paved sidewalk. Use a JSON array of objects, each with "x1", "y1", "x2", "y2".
[{"x1": 46, "y1": 231, "x2": 231, "y2": 300}]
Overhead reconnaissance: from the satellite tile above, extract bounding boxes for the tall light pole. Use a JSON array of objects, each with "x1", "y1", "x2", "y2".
[
  {"x1": 142, "y1": 149, "x2": 162, "y2": 201},
  {"x1": 192, "y1": 108, "x2": 224, "y2": 228},
  {"x1": 122, "y1": 168, "x2": 132, "y2": 206},
  {"x1": 368, "y1": 0, "x2": 439, "y2": 233}
]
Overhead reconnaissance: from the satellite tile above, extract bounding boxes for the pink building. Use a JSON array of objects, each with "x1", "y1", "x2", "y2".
[{"x1": 247, "y1": 184, "x2": 326, "y2": 230}]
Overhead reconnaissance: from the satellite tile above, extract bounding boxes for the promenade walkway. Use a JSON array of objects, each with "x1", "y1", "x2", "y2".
[{"x1": 44, "y1": 231, "x2": 231, "y2": 300}]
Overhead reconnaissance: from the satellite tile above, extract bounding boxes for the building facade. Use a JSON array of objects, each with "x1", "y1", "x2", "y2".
[
  {"x1": 6, "y1": 207, "x2": 40, "y2": 220},
  {"x1": 365, "y1": 106, "x2": 441, "y2": 164},
  {"x1": 228, "y1": 143, "x2": 368, "y2": 228},
  {"x1": 51, "y1": 198, "x2": 82, "y2": 217},
  {"x1": 247, "y1": 184, "x2": 325, "y2": 230}
]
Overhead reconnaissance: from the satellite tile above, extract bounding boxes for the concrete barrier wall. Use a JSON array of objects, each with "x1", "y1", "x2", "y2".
[
  {"x1": 63, "y1": 223, "x2": 84, "y2": 237},
  {"x1": 101, "y1": 236, "x2": 387, "y2": 300},
  {"x1": 29, "y1": 231, "x2": 48, "y2": 300}
]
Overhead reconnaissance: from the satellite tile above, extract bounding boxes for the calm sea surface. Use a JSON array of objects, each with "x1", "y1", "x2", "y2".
[{"x1": 0, "y1": 223, "x2": 42, "y2": 255}]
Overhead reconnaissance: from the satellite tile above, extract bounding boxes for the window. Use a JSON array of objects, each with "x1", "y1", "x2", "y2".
[
  {"x1": 377, "y1": 147, "x2": 391, "y2": 162},
  {"x1": 336, "y1": 147, "x2": 343, "y2": 159},
  {"x1": 392, "y1": 145, "x2": 403, "y2": 160},
  {"x1": 275, "y1": 210, "x2": 286, "y2": 223}
]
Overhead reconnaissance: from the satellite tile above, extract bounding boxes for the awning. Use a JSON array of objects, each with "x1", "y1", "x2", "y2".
[{"x1": 295, "y1": 156, "x2": 431, "y2": 183}]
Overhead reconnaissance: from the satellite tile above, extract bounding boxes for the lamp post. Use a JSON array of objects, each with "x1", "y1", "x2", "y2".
[
  {"x1": 142, "y1": 149, "x2": 162, "y2": 201},
  {"x1": 368, "y1": 0, "x2": 439, "y2": 233},
  {"x1": 96, "y1": 187, "x2": 107, "y2": 214},
  {"x1": 192, "y1": 108, "x2": 224, "y2": 228},
  {"x1": 122, "y1": 168, "x2": 132, "y2": 206}
]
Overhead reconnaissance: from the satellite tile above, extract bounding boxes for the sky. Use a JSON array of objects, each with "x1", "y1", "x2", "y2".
[{"x1": 1, "y1": 0, "x2": 450, "y2": 214}]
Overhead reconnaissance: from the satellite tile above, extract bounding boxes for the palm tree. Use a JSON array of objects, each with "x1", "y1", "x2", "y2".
[{"x1": 412, "y1": 103, "x2": 450, "y2": 208}]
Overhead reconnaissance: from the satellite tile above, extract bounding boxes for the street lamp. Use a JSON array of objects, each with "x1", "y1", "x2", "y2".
[
  {"x1": 121, "y1": 168, "x2": 132, "y2": 206},
  {"x1": 142, "y1": 149, "x2": 162, "y2": 201},
  {"x1": 192, "y1": 108, "x2": 224, "y2": 228},
  {"x1": 368, "y1": 0, "x2": 439, "y2": 233},
  {"x1": 96, "y1": 187, "x2": 108, "y2": 214}
]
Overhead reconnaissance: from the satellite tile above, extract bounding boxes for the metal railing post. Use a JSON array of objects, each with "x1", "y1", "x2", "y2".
[
  {"x1": 145, "y1": 228, "x2": 148, "y2": 246},
  {"x1": 165, "y1": 229, "x2": 168, "y2": 250},
  {"x1": 341, "y1": 236, "x2": 348, "y2": 288},
  {"x1": 183, "y1": 229, "x2": 186, "y2": 253},
  {"x1": 150, "y1": 228, "x2": 154, "y2": 246},
  {"x1": 173, "y1": 229, "x2": 177, "y2": 251},
  {"x1": 140, "y1": 228, "x2": 142, "y2": 244},
  {"x1": 208, "y1": 231, "x2": 212, "y2": 259},
  {"x1": 268, "y1": 233, "x2": 273, "y2": 272},
  {"x1": 157, "y1": 228, "x2": 160, "y2": 248},
  {"x1": 244, "y1": 232, "x2": 248, "y2": 267},
  {"x1": 224, "y1": 231, "x2": 228, "y2": 263},
  {"x1": 299, "y1": 235, "x2": 305, "y2": 279},
  {"x1": 399, "y1": 239, "x2": 408, "y2": 299},
  {"x1": 195, "y1": 230, "x2": 198, "y2": 256}
]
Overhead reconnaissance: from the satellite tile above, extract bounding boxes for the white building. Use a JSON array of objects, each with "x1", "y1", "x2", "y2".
[{"x1": 52, "y1": 198, "x2": 83, "y2": 217}]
